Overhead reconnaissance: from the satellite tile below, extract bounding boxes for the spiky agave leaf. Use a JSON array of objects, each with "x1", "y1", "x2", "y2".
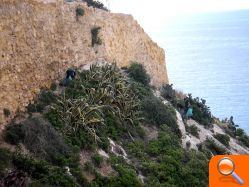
[
  {"x1": 54, "y1": 95, "x2": 110, "y2": 142},
  {"x1": 60, "y1": 63, "x2": 142, "y2": 138}
]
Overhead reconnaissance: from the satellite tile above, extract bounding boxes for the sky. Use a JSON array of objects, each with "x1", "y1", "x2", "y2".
[{"x1": 99, "y1": 0, "x2": 249, "y2": 39}]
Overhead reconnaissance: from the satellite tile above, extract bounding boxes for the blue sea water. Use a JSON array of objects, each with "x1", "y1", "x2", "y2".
[{"x1": 161, "y1": 10, "x2": 249, "y2": 133}]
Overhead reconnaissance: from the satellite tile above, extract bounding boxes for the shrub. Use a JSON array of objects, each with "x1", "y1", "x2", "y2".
[
  {"x1": 91, "y1": 27, "x2": 102, "y2": 46},
  {"x1": 100, "y1": 112, "x2": 124, "y2": 141},
  {"x1": 175, "y1": 90, "x2": 186, "y2": 100},
  {"x1": 70, "y1": 167, "x2": 88, "y2": 186},
  {"x1": 124, "y1": 123, "x2": 209, "y2": 187},
  {"x1": 204, "y1": 138, "x2": 228, "y2": 155},
  {"x1": 133, "y1": 125, "x2": 146, "y2": 139},
  {"x1": 47, "y1": 63, "x2": 141, "y2": 149},
  {"x1": 223, "y1": 122, "x2": 249, "y2": 148},
  {"x1": 141, "y1": 96, "x2": 181, "y2": 137},
  {"x1": 0, "y1": 148, "x2": 12, "y2": 178},
  {"x1": 27, "y1": 90, "x2": 56, "y2": 113},
  {"x1": 186, "y1": 94, "x2": 213, "y2": 127},
  {"x1": 12, "y1": 153, "x2": 78, "y2": 186},
  {"x1": 65, "y1": 63, "x2": 141, "y2": 132},
  {"x1": 112, "y1": 164, "x2": 142, "y2": 187},
  {"x1": 45, "y1": 109, "x2": 64, "y2": 130},
  {"x1": 181, "y1": 150, "x2": 208, "y2": 187},
  {"x1": 3, "y1": 108, "x2": 11, "y2": 117},
  {"x1": 1, "y1": 169, "x2": 29, "y2": 187},
  {"x1": 83, "y1": 0, "x2": 108, "y2": 11},
  {"x1": 84, "y1": 161, "x2": 95, "y2": 173},
  {"x1": 128, "y1": 63, "x2": 150, "y2": 86},
  {"x1": 223, "y1": 116, "x2": 238, "y2": 137},
  {"x1": 4, "y1": 117, "x2": 72, "y2": 165},
  {"x1": 237, "y1": 134, "x2": 249, "y2": 148},
  {"x1": 146, "y1": 130, "x2": 181, "y2": 157},
  {"x1": 4, "y1": 123, "x2": 25, "y2": 145},
  {"x1": 92, "y1": 154, "x2": 103, "y2": 167},
  {"x1": 125, "y1": 140, "x2": 147, "y2": 159},
  {"x1": 53, "y1": 95, "x2": 107, "y2": 143},
  {"x1": 50, "y1": 83, "x2": 57, "y2": 91},
  {"x1": 140, "y1": 126, "x2": 208, "y2": 186},
  {"x1": 186, "y1": 141, "x2": 191, "y2": 149},
  {"x1": 186, "y1": 124, "x2": 200, "y2": 138},
  {"x1": 160, "y1": 84, "x2": 176, "y2": 103},
  {"x1": 131, "y1": 82, "x2": 153, "y2": 100},
  {"x1": 214, "y1": 133, "x2": 230, "y2": 147},
  {"x1": 76, "y1": 7, "x2": 84, "y2": 17},
  {"x1": 236, "y1": 128, "x2": 245, "y2": 137}
]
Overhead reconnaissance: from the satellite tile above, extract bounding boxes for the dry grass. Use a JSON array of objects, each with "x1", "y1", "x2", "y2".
[{"x1": 175, "y1": 89, "x2": 187, "y2": 100}]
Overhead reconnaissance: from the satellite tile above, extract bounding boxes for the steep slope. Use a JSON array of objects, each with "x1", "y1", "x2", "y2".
[
  {"x1": 155, "y1": 88, "x2": 249, "y2": 155},
  {"x1": 1, "y1": 63, "x2": 248, "y2": 186},
  {"x1": 0, "y1": 0, "x2": 168, "y2": 125},
  {"x1": 0, "y1": 63, "x2": 208, "y2": 186}
]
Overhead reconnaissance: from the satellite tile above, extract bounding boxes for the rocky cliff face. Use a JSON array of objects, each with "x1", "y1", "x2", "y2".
[{"x1": 0, "y1": 0, "x2": 168, "y2": 124}]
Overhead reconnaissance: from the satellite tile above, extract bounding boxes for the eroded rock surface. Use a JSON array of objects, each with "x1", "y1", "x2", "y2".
[{"x1": 0, "y1": 0, "x2": 168, "y2": 124}]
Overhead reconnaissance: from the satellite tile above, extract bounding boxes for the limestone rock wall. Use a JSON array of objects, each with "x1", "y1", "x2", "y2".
[{"x1": 0, "y1": 0, "x2": 168, "y2": 124}]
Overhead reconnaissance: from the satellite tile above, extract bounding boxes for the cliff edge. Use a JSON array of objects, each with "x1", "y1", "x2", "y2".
[{"x1": 0, "y1": 0, "x2": 168, "y2": 124}]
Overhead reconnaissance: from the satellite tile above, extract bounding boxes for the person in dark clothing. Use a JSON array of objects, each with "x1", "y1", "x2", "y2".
[
  {"x1": 60, "y1": 69, "x2": 76, "y2": 86},
  {"x1": 182, "y1": 97, "x2": 193, "y2": 121},
  {"x1": 184, "y1": 97, "x2": 190, "y2": 113},
  {"x1": 66, "y1": 69, "x2": 76, "y2": 79}
]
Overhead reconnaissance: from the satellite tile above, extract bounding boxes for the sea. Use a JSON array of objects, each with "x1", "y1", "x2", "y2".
[{"x1": 159, "y1": 10, "x2": 249, "y2": 133}]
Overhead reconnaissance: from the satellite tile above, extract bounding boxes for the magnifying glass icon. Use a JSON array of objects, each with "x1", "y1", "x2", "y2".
[{"x1": 217, "y1": 157, "x2": 244, "y2": 185}]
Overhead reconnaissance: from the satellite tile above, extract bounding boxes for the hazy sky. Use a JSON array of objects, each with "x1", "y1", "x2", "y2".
[{"x1": 99, "y1": 0, "x2": 249, "y2": 38}]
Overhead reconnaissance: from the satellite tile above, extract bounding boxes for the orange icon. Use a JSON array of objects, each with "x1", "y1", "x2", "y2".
[
  {"x1": 217, "y1": 157, "x2": 244, "y2": 185},
  {"x1": 210, "y1": 155, "x2": 249, "y2": 187}
]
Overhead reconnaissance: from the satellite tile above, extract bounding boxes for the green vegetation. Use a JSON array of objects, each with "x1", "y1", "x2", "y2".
[
  {"x1": 4, "y1": 123, "x2": 24, "y2": 145},
  {"x1": 0, "y1": 148, "x2": 11, "y2": 178},
  {"x1": 91, "y1": 158, "x2": 142, "y2": 186},
  {"x1": 200, "y1": 138, "x2": 228, "y2": 155},
  {"x1": 84, "y1": 0, "x2": 108, "y2": 11},
  {"x1": 236, "y1": 128, "x2": 249, "y2": 148},
  {"x1": 50, "y1": 82, "x2": 57, "y2": 91},
  {"x1": 92, "y1": 154, "x2": 103, "y2": 167},
  {"x1": 91, "y1": 27, "x2": 102, "y2": 46},
  {"x1": 1, "y1": 63, "x2": 211, "y2": 186},
  {"x1": 223, "y1": 117, "x2": 249, "y2": 148},
  {"x1": 187, "y1": 95, "x2": 213, "y2": 127},
  {"x1": 54, "y1": 95, "x2": 107, "y2": 143},
  {"x1": 47, "y1": 63, "x2": 141, "y2": 150},
  {"x1": 141, "y1": 96, "x2": 181, "y2": 137},
  {"x1": 160, "y1": 85, "x2": 213, "y2": 127},
  {"x1": 3, "y1": 108, "x2": 11, "y2": 117},
  {"x1": 186, "y1": 124, "x2": 200, "y2": 138},
  {"x1": 214, "y1": 133, "x2": 230, "y2": 147},
  {"x1": 223, "y1": 116, "x2": 238, "y2": 137},
  {"x1": 0, "y1": 150, "x2": 85, "y2": 186},
  {"x1": 128, "y1": 62, "x2": 151, "y2": 86},
  {"x1": 27, "y1": 90, "x2": 56, "y2": 113},
  {"x1": 76, "y1": 7, "x2": 84, "y2": 17},
  {"x1": 4, "y1": 117, "x2": 72, "y2": 165},
  {"x1": 125, "y1": 125, "x2": 208, "y2": 187},
  {"x1": 12, "y1": 153, "x2": 79, "y2": 186},
  {"x1": 160, "y1": 84, "x2": 177, "y2": 105}
]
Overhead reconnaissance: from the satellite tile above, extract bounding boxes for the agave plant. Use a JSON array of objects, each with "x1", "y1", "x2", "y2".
[
  {"x1": 53, "y1": 94, "x2": 113, "y2": 141},
  {"x1": 67, "y1": 63, "x2": 141, "y2": 123},
  {"x1": 57, "y1": 63, "x2": 142, "y2": 142},
  {"x1": 91, "y1": 63, "x2": 142, "y2": 124}
]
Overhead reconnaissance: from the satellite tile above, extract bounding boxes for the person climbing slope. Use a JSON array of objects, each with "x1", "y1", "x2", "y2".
[
  {"x1": 60, "y1": 68, "x2": 76, "y2": 86},
  {"x1": 186, "y1": 106, "x2": 193, "y2": 119}
]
